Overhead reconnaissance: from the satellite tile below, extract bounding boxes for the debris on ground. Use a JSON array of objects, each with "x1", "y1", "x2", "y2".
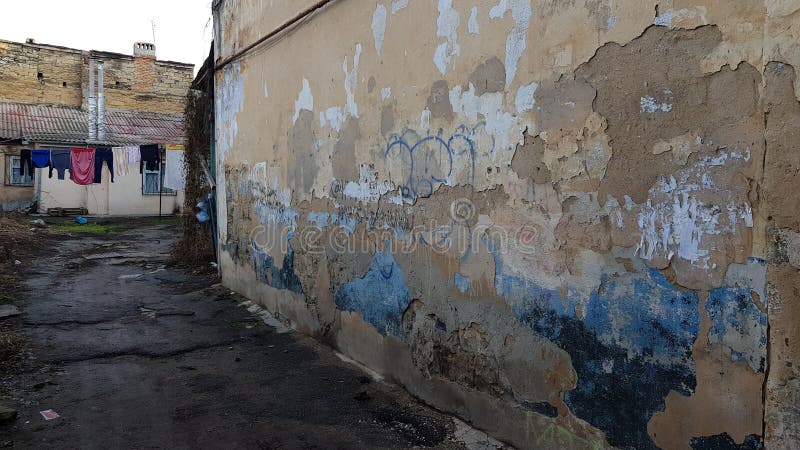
[
  {"x1": 30, "y1": 219, "x2": 47, "y2": 228},
  {"x1": 39, "y1": 410, "x2": 60, "y2": 421}
]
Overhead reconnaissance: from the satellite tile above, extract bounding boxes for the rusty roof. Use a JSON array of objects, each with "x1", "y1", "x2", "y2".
[{"x1": 0, "y1": 102, "x2": 185, "y2": 146}]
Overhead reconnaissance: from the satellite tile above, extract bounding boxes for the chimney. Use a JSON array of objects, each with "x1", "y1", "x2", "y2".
[
  {"x1": 88, "y1": 60, "x2": 97, "y2": 141},
  {"x1": 97, "y1": 61, "x2": 106, "y2": 142},
  {"x1": 133, "y1": 42, "x2": 156, "y2": 58}
]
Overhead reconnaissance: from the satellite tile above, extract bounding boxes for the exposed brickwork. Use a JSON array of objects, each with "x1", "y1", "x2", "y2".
[
  {"x1": 0, "y1": 39, "x2": 193, "y2": 115},
  {"x1": 0, "y1": 41, "x2": 84, "y2": 107}
]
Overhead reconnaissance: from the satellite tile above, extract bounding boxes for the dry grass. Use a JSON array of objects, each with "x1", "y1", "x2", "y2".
[{"x1": 171, "y1": 88, "x2": 215, "y2": 269}]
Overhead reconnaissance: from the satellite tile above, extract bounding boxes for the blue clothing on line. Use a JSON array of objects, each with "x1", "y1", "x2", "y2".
[
  {"x1": 31, "y1": 149, "x2": 51, "y2": 168},
  {"x1": 48, "y1": 150, "x2": 71, "y2": 180},
  {"x1": 93, "y1": 148, "x2": 114, "y2": 183}
]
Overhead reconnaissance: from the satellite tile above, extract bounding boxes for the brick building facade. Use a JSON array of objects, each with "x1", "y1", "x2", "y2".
[
  {"x1": 0, "y1": 39, "x2": 193, "y2": 213},
  {"x1": 0, "y1": 39, "x2": 191, "y2": 114}
]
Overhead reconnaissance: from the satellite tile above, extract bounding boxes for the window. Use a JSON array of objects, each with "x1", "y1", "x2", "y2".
[
  {"x1": 142, "y1": 164, "x2": 176, "y2": 196},
  {"x1": 4, "y1": 155, "x2": 34, "y2": 186}
]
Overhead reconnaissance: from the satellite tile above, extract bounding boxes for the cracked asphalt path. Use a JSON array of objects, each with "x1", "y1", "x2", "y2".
[{"x1": 0, "y1": 220, "x2": 503, "y2": 449}]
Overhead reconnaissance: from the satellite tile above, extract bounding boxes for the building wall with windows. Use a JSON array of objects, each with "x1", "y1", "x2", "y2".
[
  {"x1": 36, "y1": 147, "x2": 184, "y2": 216},
  {"x1": 212, "y1": 1, "x2": 800, "y2": 448},
  {"x1": 0, "y1": 38, "x2": 192, "y2": 215},
  {"x1": 0, "y1": 144, "x2": 34, "y2": 211}
]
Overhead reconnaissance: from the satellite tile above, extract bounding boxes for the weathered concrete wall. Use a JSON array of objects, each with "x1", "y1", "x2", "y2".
[
  {"x1": 213, "y1": 1, "x2": 800, "y2": 448},
  {"x1": 0, "y1": 40, "x2": 193, "y2": 114}
]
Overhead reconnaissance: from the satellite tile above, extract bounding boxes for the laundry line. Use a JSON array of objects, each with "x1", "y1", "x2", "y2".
[{"x1": 17, "y1": 144, "x2": 186, "y2": 188}]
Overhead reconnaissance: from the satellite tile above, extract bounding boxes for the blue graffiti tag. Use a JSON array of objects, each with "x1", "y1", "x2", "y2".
[{"x1": 385, "y1": 124, "x2": 487, "y2": 200}]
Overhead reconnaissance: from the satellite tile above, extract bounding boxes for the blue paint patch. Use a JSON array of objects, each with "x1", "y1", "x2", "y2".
[
  {"x1": 250, "y1": 240, "x2": 303, "y2": 294},
  {"x1": 707, "y1": 286, "x2": 767, "y2": 372},
  {"x1": 585, "y1": 268, "x2": 699, "y2": 363},
  {"x1": 307, "y1": 211, "x2": 331, "y2": 228},
  {"x1": 334, "y1": 244, "x2": 411, "y2": 336},
  {"x1": 338, "y1": 215, "x2": 358, "y2": 235},
  {"x1": 491, "y1": 240, "x2": 699, "y2": 449},
  {"x1": 454, "y1": 273, "x2": 473, "y2": 294}
]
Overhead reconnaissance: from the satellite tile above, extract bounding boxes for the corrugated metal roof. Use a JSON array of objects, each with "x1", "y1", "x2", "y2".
[{"x1": 0, "y1": 102, "x2": 185, "y2": 146}]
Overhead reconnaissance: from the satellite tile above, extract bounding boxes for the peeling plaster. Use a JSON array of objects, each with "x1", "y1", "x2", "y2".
[
  {"x1": 372, "y1": 4, "x2": 387, "y2": 55},
  {"x1": 468, "y1": 6, "x2": 480, "y2": 34},
  {"x1": 292, "y1": 78, "x2": 314, "y2": 125},
  {"x1": 390, "y1": 0, "x2": 408, "y2": 14},
  {"x1": 213, "y1": 3, "x2": 798, "y2": 447},
  {"x1": 515, "y1": 82, "x2": 538, "y2": 113},
  {"x1": 434, "y1": 0, "x2": 460, "y2": 75},
  {"x1": 489, "y1": 0, "x2": 531, "y2": 86}
]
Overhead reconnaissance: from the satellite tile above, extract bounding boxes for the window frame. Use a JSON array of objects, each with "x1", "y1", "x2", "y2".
[
  {"x1": 141, "y1": 161, "x2": 176, "y2": 196},
  {"x1": 4, "y1": 154, "x2": 34, "y2": 187}
]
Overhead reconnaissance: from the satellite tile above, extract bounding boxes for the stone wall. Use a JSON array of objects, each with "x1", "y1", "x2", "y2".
[
  {"x1": 0, "y1": 40, "x2": 193, "y2": 114},
  {"x1": 212, "y1": 1, "x2": 800, "y2": 448},
  {"x1": 0, "y1": 41, "x2": 85, "y2": 107}
]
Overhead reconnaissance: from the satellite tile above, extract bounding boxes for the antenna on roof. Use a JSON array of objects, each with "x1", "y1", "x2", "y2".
[{"x1": 151, "y1": 19, "x2": 157, "y2": 48}]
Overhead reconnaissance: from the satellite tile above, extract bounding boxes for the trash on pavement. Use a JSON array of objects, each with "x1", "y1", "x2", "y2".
[
  {"x1": 40, "y1": 410, "x2": 60, "y2": 420},
  {"x1": 74, "y1": 216, "x2": 88, "y2": 225}
]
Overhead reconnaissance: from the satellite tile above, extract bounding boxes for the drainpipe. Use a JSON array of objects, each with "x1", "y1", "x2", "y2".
[
  {"x1": 97, "y1": 61, "x2": 106, "y2": 143},
  {"x1": 88, "y1": 60, "x2": 97, "y2": 142}
]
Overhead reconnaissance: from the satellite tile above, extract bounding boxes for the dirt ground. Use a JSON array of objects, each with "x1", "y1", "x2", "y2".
[{"x1": 0, "y1": 217, "x2": 504, "y2": 449}]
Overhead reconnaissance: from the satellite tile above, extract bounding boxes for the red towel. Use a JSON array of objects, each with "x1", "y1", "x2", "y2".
[{"x1": 70, "y1": 148, "x2": 96, "y2": 185}]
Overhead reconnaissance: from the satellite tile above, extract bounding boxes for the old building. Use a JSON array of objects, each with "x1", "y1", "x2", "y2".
[
  {"x1": 0, "y1": 38, "x2": 193, "y2": 214},
  {"x1": 210, "y1": 1, "x2": 800, "y2": 448}
]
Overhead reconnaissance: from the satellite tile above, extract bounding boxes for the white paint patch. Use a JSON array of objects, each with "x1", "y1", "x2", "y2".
[
  {"x1": 606, "y1": 15, "x2": 617, "y2": 30},
  {"x1": 215, "y1": 62, "x2": 245, "y2": 161},
  {"x1": 372, "y1": 4, "x2": 387, "y2": 55},
  {"x1": 343, "y1": 165, "x2": 396, "y2": 203},
  {"x1": 489, "y1": 0, "x2": 531, "y2": 85},
  {"x1": 450, "y1": 83, "x2": 517, "y2": 151},
  {"x1": 654, "y1": 11, "x2": 673, "y2": 27},
  {"x1": 420, "y1": 109, "x2": 431, "y2": 132},
  {"x1": 654, "y1": 7, "x2": 708, "y2": 27},
  {"x1": 391, "y1": 0, "x2": 408, "y2": 14},
  {"x1": 323, "y1": 107, "x2": 345, "y2": 132},
  {"x1": 293, "y1": 79, "x2": 314, "y2": 125},
  {"x1": 635, "y1": 150, "x2": 753, "y2": 268},
  {"x1": 468, "y1": 6, "x2": 480, "y2": 34},
  {"x1": 381, "y1": 87, "x2": 392, "y2": 101},
  {"x1": 434, "y1": 0, "x2": 460, "y2": 75},
  {"x1": 515, "y1": 82, "x2": 538, "y2": 113},
  {"x1": 640, "y1": 95, "x2": 672, "y2": 113},
  {"x1": 319, "y1": 45, "x2": 362, "y2": 131},
  {"x1": 343, "y1": 44, "x2": 362, "y2": 118},
  {"x1": 263, "y1": 82, "x2": 269, "y2": 98}
]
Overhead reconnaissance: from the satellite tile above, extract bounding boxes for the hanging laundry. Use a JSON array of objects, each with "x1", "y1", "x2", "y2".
[
  {"x1": 93, "y1": 148, "x2": 114, "y2": 183},
  {"x1": 126, "y1": 146, "x2": 140, "y2": 163},
  {"x1": 164, "y1": 145, "x2": 186, "y2": 190},
  {"x1": 48, "y1": 150, "x2": 71, "y2": 180},
  {"x1": 70, "y1": 148, "x2": 95, "y2": 185},
  {"x1": 19, "y1": 149, "x2": 33, "y2": 177},
  {"x1": 31, "y1": 149, "x2": 51, "y2": 168},
  {"x1": 139, "y1": 144, "x2": 160, "y2": 173},
  {"x1": 112, "y1": 147, "x2": 129, "y2": 177}
]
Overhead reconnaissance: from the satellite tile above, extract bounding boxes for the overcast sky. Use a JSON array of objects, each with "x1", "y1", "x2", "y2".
[{"x1": 1, "y1": 1, "x2": 213, "y2": 71}]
